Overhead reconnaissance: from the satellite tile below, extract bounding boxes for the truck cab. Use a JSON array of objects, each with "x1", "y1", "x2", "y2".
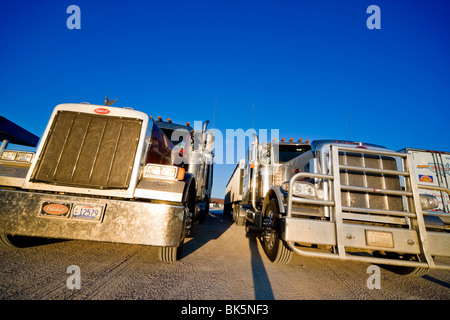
[
  {"x1": 227, "y1": 136, "x2": 450, "y2": 276},
  {"x1": 0, "y1": 103, "x2": 213, "y2": 262}
]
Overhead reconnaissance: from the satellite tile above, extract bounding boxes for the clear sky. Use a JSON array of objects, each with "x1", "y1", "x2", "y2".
[{"x1": 1, "y1": 0, "x2": 449, "y2": 199}]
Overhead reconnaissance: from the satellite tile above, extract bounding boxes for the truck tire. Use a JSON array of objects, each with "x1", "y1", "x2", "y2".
[
  {"x1": 233, "y1": 203, "x2": 245, "y2": 226},
  {"x1": 374, "y1": 252, "x2": 429, "y2": 277},
  {"x1": 158, "y1": 241, "x2": 184, "y2": 263},
  {"x1": 0, "y1": 234, "x2": 17, "y2": 248},
  {"x1": 223, "y1": 203, "x2": 232, "y2": 216},
  {"x1": 262, "y1": 199, "x2": 292, "y2": 264},
  {"x1": 198, "y1": 198, "x2": 208, "y2": 224},
  {"x1": 159, "y1": 197, "x2": 190, "y2": 262}
]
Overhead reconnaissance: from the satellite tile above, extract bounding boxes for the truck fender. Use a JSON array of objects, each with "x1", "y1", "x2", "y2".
[
  {"x1": 181, "y1": 173, "x2": 196, "y2": 204},
  {"x1": 134, "y1": 172, "x2": 195, "y2": 205},
  {"x1": 262, "y1": 186, "x2": 286, "y2": 215}
]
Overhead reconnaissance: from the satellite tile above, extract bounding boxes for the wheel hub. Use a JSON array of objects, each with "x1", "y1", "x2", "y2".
[{"x1": 262, "y1": 210, "x2": 276, "y2": 250}]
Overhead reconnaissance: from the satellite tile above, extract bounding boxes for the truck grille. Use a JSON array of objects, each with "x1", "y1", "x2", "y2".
[
  {"x1": 32, "y1": 111, "x2": 142, "y2": 189},
  {"x1": 339, "y1": 151, "x2": 403, "y2": 211}
]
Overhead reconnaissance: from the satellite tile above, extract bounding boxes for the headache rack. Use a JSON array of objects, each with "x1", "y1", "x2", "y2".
[
  {"x1": 31, "y1": 111, "x2": 142, "y2": 189},
  {"x1": 285, "y1": 145, "x2": 450, "y2": 270}
]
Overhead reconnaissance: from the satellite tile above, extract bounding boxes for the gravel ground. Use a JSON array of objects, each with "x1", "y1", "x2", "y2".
[{"x1": 0, "y1": 210, "x2": 449, "y2": 301}]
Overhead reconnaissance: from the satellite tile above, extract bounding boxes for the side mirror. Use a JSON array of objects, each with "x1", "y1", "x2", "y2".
[
  {"x1": 249, "y1": 134, "x2": 259, "y2": 162},
  {"x1": 205, "y1": 131, "x2": 214, "y2": 153}
]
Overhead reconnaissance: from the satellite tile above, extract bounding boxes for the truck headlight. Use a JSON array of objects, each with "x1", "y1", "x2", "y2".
[
  {"x1": 292, "y1": 182, "x2": 317, "y2": 198},
  {"x1": 1, "y1": 151, "x2": 17, "y2": 161},
  {"x1": 0, "y1": 150, "x2": 34, "y2": 163},
  {"x1": 420, "y1": 194, "x2": 439, "y2": 210},
  {"x1": 143, "y1": 164, "x2": 185, "y2": 180},
  {"x1": 16, "y1": 152, "x2": 34, "y2": 162}
]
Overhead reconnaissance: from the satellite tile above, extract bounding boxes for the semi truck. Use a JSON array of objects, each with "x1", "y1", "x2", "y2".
[
  {"x1": 225, "y1": 136, "x2": 450, "y2": 276},
  {"x1": 0, "y1": 103, "x2": 214, "y2": 262}
]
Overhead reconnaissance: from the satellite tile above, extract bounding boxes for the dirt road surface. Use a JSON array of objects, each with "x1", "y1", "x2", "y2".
[{"x1": 1, "y1": 210, "x2": 449, "y2": 303}]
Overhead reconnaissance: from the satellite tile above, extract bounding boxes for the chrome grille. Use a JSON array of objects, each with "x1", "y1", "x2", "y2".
[
  {"x1": 339, "y1": 151, "x2": 403, "y2": 212},
  {"x1": 32, "y1": 111, "x2": 142, "y2": 189}
]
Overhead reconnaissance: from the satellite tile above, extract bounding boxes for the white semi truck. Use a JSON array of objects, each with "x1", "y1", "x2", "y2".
[
  {"x1": 226, "y1": 137, "x2": 450, "y2": 276},
  {"x1": 0, "y1": 103, "x2": 214, "y2": 262}
]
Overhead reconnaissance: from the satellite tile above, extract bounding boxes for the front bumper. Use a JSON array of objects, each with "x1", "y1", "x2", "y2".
[{"x1": 0, "y1": 189, "x2": 185, "y2": 247}]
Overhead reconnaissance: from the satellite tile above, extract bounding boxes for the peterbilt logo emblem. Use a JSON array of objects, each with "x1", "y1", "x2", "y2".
[
  {"x1": 153, "y1": 181, "x2": 170, "y2": 188},
  {"x1": 42, "y1": 203, "x2": 70, "y2": 215},
  {"x1": 94, "y1": 108, "x2": 110, "y2": 114}
]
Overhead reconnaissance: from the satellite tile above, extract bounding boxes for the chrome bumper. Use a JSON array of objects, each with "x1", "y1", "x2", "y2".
[{"x1": 0, "y1": 189, "x2": 185, "y2": 247}]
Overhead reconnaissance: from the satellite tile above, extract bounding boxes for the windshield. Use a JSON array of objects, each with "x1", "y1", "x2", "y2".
[{"x1": 275, "y1": 144, "x2": 311, "y2": 163}]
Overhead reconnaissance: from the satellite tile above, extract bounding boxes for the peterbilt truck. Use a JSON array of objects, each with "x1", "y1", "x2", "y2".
[
  {"x1": 0, "y1": 103, "x2": 214, "y2": 262},
  {"x1": 227, "y1": 136, "x2": 450, "y2": 276}
]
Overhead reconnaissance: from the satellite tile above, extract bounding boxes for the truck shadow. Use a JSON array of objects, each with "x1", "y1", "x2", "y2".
[
  {"x1": 182, "y1": 210, "x2": 275, "y2": 299},
  {"x1": 422, "y1": 275, "x2": 450, "y2": 289},
  {"x1": 246, "y1": 232, "x2": 275, "y2": 300},
  {"x1": 182, "y1": 209, "x2": 233, "y2": 258},
  {"x1": 4, "y1": 235, "x2": 68, "y2": 248}
]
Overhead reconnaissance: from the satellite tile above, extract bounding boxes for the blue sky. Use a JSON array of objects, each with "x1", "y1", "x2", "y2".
[{"x1": 1, "y1": 0, "x2": 449, "y2": 198}]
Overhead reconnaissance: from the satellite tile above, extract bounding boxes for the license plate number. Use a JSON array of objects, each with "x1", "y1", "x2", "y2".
[
  {"x1": 366, "y1": 230, "x2": 394, "y2": 248},
  {"x1": 72, "y1": 205, "x2": 104, "y2": 221}
]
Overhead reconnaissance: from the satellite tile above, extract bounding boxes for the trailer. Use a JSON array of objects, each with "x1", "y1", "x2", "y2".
[
  {"x1": 227, "y1": 136, "x2": 450, "y2": 276},
  {"x1": 0, "y1": 103, "x2": 214, "y2": 262},
  {"x1": 224, "y1": 159, "x2": 245, "y2": 222}
]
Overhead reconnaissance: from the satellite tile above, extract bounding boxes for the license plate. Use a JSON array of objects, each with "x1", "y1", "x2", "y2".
[
  {"x1": 365, "y1": 230, "x2": 394, "y2": 248},
  {"x1": 72, "y1": 204, "x2": 104, "y2": 221}
]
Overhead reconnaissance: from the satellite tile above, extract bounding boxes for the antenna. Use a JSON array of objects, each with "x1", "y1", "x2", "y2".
[
  {"x1": 252, "y1": 103, "x2": 255, "y2": 131},
  {"x1": 348, "y1": 112, "x2": 351, "y2": 140},
  {"x1": 211, "y1": 99, "x2": 217, "y2": 129}
]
